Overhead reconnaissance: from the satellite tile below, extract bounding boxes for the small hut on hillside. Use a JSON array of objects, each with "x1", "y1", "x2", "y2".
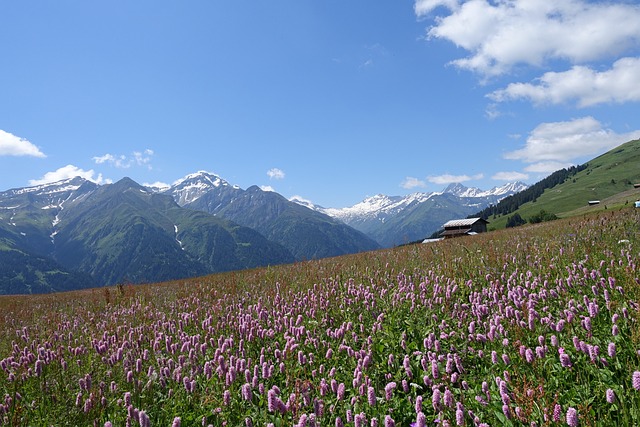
[{"x1": 441, "y1": 218, "x2": 489, "y2": 239}]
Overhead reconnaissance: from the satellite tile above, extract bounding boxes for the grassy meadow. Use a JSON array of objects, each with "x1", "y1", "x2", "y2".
[
  {"x1": 487, "y1": 138, "x2": 640, "y2": 230},
  {"x1": 1, "y1": 208, "x2": 639, "y2": 426}
]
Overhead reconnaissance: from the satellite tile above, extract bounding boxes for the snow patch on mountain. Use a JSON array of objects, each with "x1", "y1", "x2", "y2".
[
  {"x1": 166, "y1": 171, "x2": 240, "y2": 205},
  {"x1": 289, "y1": 196, "x2": 318, "y2": 211},
  {"x1": 322, "y1": 192, "x2": 436, "y2": 224},
  {"x1": 174, "y1": 225, "x2": 184, "y2": 250},
  {"x1": 11, "y1": 178, "x2": 84, "y2": 196},
  {"x1": 443, "y1": 182, "x2": 528, "y2": 198}
]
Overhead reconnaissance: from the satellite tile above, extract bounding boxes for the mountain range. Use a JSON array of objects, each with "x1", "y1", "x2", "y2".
[
  {"x1": 2, "y1": 137, "x2": 637, "y2": 295},
  {"x1": 293, "y1": 181, "x2": 527, "y2": 247},
  {"x1": 0, "y1": 177, "x2": 295, "y2": 293},
  {"x1": 0, "y1": 171, "x2": 525, "y2": 294},
  {"x1": 161, "y1": 173, "x2": 380, "y2": 260}
]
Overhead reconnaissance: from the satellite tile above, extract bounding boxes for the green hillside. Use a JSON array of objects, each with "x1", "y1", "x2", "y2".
[{"x1": 489, "y1": 138, "x2": 640, "y2": 229}]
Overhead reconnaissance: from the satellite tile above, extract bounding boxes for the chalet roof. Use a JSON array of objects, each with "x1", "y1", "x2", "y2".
[{"x1": 442, "y1": 217, "x2": 489, "y2": 228}]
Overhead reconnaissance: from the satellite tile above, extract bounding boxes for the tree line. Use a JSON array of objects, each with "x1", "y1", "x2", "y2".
[{"x1": 471, "y1": 164, "x2": 587, "y2": 220}]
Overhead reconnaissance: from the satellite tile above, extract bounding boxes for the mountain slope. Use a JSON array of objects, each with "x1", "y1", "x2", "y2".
[
  {"x1": 0, "y1": 227, "x2": 95, "y2": 294},
  {"x1": 165, "y1": 172, "x2": 380, "y2": 260},
  {"x1": 0, "y1": 177, "x2": 295, "y2": 292},
  {"x1": 165, "y1": 171, "x2": 242, "y2": 207},
  {"x1": 485, "y1": 138, "x2": 640, "y2": 229},
  {"x1": 320, "y1": 192, "x2": 435, "y2": 237},
  {"x1": 54, "y1": 178, "x2": 294, "y2": 285},
  {"x1": 370, "y1": 193, "x2": 493, "y2": 246},
  {"x1": 0, "y1": 177, "x2": 99, "y2": 256}
]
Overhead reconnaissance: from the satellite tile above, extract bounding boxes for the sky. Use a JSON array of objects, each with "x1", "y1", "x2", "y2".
[{"x1": 1, "y1": 1, "x2": 639, "y2": 208}]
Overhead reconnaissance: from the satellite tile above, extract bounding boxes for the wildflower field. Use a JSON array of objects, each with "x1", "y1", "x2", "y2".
[{"x1": 1, "y1": 208, "x2": 639, "y2": 426}]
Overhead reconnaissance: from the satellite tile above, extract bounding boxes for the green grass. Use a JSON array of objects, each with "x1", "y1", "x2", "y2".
[
  {"x1": 0, "y1": 208, "x2": 639, "y2": 426},
  {"x1": 490, "y1": 139, "x2": 640, "y2": 229}
]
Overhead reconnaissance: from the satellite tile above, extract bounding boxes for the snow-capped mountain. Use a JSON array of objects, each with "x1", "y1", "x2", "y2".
[
  {"x1": 443, "y1": 182, "x2": 529, "y2": 198},
  {"x1": 162, "y1": 171, "x2": 240, "y2": 206},
  {"x1": 321, "y1": 193, "x2": 436, "y2": 226},
  {"x1": 0, "y1": 177, "x2": 99, "y2": 250},
  {"x1": 292, "y1": 182, "x2": 529, "y2": 247},
  {"x1": 0, "y1": 177, "x2": 98, "y2": 210},
  {"x1": 0, "y1": 171, "x2": 527, "y2": 293},
  {"x1": 163, "y1": 173, "x2": 380, "y2": 261},
  {"x1": 0, "y1": 176, "x2": 294, "y2": 294}
]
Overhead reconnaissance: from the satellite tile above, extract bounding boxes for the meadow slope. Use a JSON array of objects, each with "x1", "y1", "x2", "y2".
[
  {"x1": 0, "y1": 208, "x2": 639, "y2": 426},
  {"x1": 488, "y1": 138, "x2": 640, "y2": 230}
]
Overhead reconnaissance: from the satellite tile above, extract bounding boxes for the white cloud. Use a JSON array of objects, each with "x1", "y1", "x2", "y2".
[
  {"x1": 401, "y1": 177, "x2": 427, "y2": 189},
  {"x1": 260, "y1": 185, "x2": 276, "y2": 192},
  {"x1": 0, "y1": 130, "x2": 46, "y2": 157},
  {"x1": 93, "y1": 153, "x2": 127, "y2": 168},
  {"x1": 133, "y1": 149, "x2": 154, "y2": 169},
  {"x1": 417, "y1": 0, "x2": 640, "y2": 77},
  {"x1": 361, "y1": 59, "x2": 374, "y2": 68},
  {"x1": 489, "y1": 57, "x2": 640, "y2": 107},
  {"x1": 143, "y1": 181, "x2": 170, "y2": 191},
  {"x1": 29, "y1": 165, "x2": 110, "y2": 186},
  {"x1": 289, "y1": 195, "x2": 314, "y2": 206},
  {"x1": 492, "y1": 171, "x2": 529, "y2": 181},
  {"x1": 524, "y1": 161, "x2": 573, "y2": 174},
  {"x1": 505, "y1": 116, "x2": 640, "y2": 171},
  {"x1": 93, "y1": 148, "x2": 154, "y2": 169},
  {"x1": 267, "y1": 168, "x2": 285, "y2": 180},
  {"x1": 428, "y1": 173, "x2": 484, "y2": 185},
  {"x1": 484, "y1": 103, "x2": 502, "y2": 120},
  {"x1": 414, "y1": 0, "x2": 459, "y2": 15}
]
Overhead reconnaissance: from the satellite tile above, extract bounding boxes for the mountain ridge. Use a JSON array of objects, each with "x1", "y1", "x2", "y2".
[
  {"x1": 293, "y1": 181, "x2": 529, "y2": 247},
  {"x1": 0, "y1": 172, "x2": 530, "y2": 294},
  {"x1": 162, "y1": 172, "x2": 381, "y2": 260},
  {"x1": 0, "y1": 177, "x2": 295, "y2": 293},
  {"x1": 5, "y1": 132, "x2": 636, "y2": 295}
]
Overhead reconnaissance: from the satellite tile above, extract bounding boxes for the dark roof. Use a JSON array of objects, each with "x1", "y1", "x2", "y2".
[
  {"x1": 442, "y1": 217, "x2": 489, "y2": 228},
  {"x1": 441, "y1": 228, "x2": 473, "y2": 237}
]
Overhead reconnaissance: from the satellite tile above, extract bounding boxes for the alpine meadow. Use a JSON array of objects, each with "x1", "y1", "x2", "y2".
[
  {"x1": 3, "y1": 1, "x2": 640, "y2": 426},
  {"x1": 0, "y1": 206, "x2": 639, "y2": 426}
]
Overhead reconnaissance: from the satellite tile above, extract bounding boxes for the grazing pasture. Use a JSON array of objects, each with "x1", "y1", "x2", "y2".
[{"x1": 1, "y1": 209, "x2": 639, "y2": 426}]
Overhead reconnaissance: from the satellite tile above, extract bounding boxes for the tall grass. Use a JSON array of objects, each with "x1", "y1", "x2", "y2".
[{"x1": 1, "y1": 208, "x2": 639, "y2": 426}]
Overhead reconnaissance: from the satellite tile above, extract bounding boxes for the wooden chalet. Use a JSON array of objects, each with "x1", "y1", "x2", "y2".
[{"x1": 441, "y1": 217, "x2": 489, "y2": 239}]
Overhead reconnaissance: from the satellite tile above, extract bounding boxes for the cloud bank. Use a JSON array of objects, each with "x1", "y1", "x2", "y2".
[
  {"x1": 505, "y1": 117, "x2": 640, "y2": 173},
  {"x1": 29, "y1": 165, "x2": 110, "y2": 186},
  {"x1": 267, "y1": 168, "x2": 285, "y2": 180},
  {"x1": 489, "y1": 57, "x2": 640, "y2": 107},
  {"x1": 428, "y1": 173, "x2": 484, "y2": 185},
  {"x1": 492, "y1": 171, "x2": 529, "y2": 181},
  {"x1": 401, "y1": 177, "x2": 427, "y2": 189},
  {"x1": 415, "y1": 0, "x2": 640, "y2": 77},
  {"x1": 0, "y1": 130, "x2": 46, "y2": 157},
  {"x1": 93, "y1": 149, "x2": 154, "y2": 169}
]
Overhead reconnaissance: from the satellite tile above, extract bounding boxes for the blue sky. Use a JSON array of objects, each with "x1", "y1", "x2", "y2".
[{"x1": 1, "y1": 1, "x2": 639, "y2": 208}]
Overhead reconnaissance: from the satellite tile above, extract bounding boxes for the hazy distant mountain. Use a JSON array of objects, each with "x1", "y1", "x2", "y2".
[
  {"x1": 163, "y1": 171, "x2": 380, "y2": 260},
  {"x1": 294, "y1": 182, "x2": 529, "y2": 247}
]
